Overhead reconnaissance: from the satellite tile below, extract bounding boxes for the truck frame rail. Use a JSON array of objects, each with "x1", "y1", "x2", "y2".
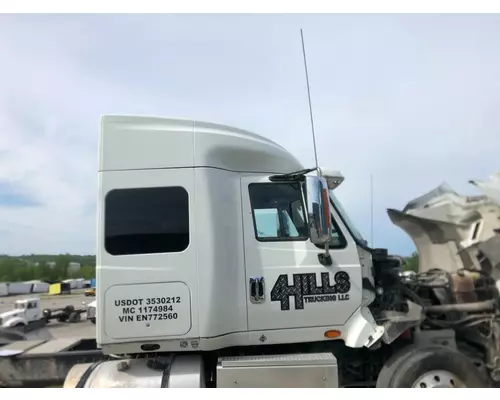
[{"x1": 0, "y1": 338, "x2": 104, "y2": 387}]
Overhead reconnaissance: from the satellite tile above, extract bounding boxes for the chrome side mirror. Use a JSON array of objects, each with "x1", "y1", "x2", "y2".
[{"x1": 305, "y1": 175, "x2": 331, "y2": 245}]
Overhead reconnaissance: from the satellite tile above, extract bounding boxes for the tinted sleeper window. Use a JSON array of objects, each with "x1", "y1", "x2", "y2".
[{"x1": 105, "y1": 186, "x2": 189, "y2": 255}]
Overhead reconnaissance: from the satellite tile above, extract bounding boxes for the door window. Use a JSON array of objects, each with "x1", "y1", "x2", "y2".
[
  {"x1": 249, "y1": 183, "x2": 307, "y2": 241},
  {"x1": 249, "y1": 182, "x2": 347, "y2": 248}
]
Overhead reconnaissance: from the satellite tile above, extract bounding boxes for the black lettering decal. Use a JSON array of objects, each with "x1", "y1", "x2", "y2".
[
  {"x1": 270, "y1": 274, "x2": 303, "y2": 311},
  {"x1": 334, "y1": 271, "x2": 350, "y2": 294},
  {"x1": 320, "y1": 273, "x2": 337, "y2": 294},
  {"x1": 115, "y1": 299, "x2": 143, "y2": 307},
  {"x1": 144, "y1": 296, "x2": 181, "y2": 305},
  {"x1": 306, "y1": 274, "x2": 319, "y2": 295},
  {"x1": 116, "y1": 296, "x2": 182, "y2": 322},
  {"x1": 271, "y1": 271, "x2": 351, "y2": 311}
]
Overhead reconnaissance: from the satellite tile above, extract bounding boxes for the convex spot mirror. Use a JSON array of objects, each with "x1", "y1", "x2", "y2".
[{"x1": 305, "y1": 175, "x2": 331, "y2": 245}]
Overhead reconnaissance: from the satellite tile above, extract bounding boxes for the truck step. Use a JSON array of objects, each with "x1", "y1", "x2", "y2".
[{"x1": 216, "y1": 352, "x2": 339, "y2": 388}]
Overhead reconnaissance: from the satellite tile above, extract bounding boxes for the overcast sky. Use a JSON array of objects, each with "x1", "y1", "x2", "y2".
[{"x1": 0, "y1": 14, "x2": 499, "y2": 256}]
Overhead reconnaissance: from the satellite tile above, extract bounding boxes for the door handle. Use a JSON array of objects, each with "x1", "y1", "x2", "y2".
[{"x1": 249, "y1": 277, "x2": 265, "y2": 304}]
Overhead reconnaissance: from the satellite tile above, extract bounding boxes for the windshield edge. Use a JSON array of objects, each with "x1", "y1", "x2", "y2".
[{"x1": 329, "y1": 191, "x2": 372, "y2": 251}]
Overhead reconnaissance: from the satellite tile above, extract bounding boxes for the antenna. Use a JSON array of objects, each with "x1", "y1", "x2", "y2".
[
  {"x1": 301, "y1": 29, "x2": 332, "y2": 267},
  {"x1": 370, "y1": 174, "x2": 374, "y2": 247},
  {"x1": 300, "y1": 29, "x2": 319, "y2": 173}
]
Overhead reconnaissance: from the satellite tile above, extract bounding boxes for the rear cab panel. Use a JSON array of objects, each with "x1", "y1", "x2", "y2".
[{"x1": 97, "y1": 117, "x2": 200, "y2": 351}]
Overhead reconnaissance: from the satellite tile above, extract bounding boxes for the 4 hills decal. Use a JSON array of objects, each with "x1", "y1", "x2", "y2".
[{"x1": 270, "y1": 271, "x2": 351, "y2": 311}]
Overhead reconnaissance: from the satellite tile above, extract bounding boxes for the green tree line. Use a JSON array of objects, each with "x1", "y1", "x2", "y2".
[
  {"x1": 0, "y1": 251, "x2": 420, "y2": 282},
  {"x1": 404, "y1": 252, "x2": 419, "y2": 273},
  {"x1": 0, "y1": 254, "x2": 96, "y2": 283}
]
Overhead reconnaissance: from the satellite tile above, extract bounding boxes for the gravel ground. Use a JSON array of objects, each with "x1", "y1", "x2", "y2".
[{"x1": 0, "y1": 290, "x2": 96, "y2": 340}]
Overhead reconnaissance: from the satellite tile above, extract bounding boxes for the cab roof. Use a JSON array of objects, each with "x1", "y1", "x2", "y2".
[{"x1": 99, "y1": 115, "x2": 304, "y2": 174}]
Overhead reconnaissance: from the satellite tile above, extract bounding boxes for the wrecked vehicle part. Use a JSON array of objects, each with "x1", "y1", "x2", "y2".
[
  {"x1": 478, "y1": 234, "x2": 500, "y2": 280},
  {"x1": 385, "y1": 175, "x2": 500, "y2": 385},
  {"x1": 368, "y1": 254, "x2": 500, "y2": 384},
  {"x1": 424, "y1": 299, "x2": 496, "y2": 313},
  {"x1": 470, "y1": 172, "x2": 500, "y2": 207},
  {"x1": 387, "y1": 209, "x2": 470, "y2": 273},
  {"x1": 383, "y1": 263, "x2": 500, "y2": 384}
]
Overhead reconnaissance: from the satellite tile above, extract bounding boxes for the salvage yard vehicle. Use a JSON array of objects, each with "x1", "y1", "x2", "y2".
[
  {"x1": 0, "y1": 298, "x2": 46, "y2": 330},
  {"x1": 0, "y1": 297, "x2": 87, "y2": 333},
  {"x1": 42, "y1": 305, "x2": 86, "y2": 323},
  {"x1": 0, "y1": 115, "x2": 499, "y2": 388},
  {"x1": 86, "y1": 300, "x2": 96, "y2": 324}
]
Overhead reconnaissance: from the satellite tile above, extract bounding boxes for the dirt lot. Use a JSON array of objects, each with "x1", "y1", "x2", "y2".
[{"x1": 0, "y1": 290, "x2": 96, "y2": 340}]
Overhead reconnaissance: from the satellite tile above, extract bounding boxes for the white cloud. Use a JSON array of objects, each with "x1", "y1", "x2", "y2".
[{"x1": 0, "y1": 14, "x2": 499, "y2": 255}]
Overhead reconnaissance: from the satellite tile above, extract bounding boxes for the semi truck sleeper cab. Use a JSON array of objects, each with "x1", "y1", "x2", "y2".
[{"x1": 62, "y1": 115, "x2": 494, "y2": 388}]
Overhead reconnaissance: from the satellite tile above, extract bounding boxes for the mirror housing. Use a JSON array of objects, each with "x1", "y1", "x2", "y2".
[
  {"x1": 305, "y1": 175, "x2": 331, "y2": 245},
  {"x1": 318, "y1": 168, "x2": 345, "y2": 191}
]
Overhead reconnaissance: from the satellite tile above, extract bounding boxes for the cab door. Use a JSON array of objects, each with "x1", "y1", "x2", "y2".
[
  {"x1": 241, "y1": 175, "x2": 363, "y2": 333},
  {"x1": 26, "y1": 301, "x2": 39, "y2": 321}
]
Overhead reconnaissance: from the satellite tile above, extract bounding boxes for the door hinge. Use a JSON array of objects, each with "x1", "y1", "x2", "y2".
[{"x1": 249, "y1": 276, "x2": 265, "y2": 304}]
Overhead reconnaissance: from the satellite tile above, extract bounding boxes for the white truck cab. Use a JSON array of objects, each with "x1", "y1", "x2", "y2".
[
  {"x1": 65, "y1": 115, "x2": 494, "y2": 388},
  {"x1": 0, "y1": 298, "x2": 42, "y2": 328},
  {"x1": 96, "y1": 116, "x2": 382, "y2": 355}
]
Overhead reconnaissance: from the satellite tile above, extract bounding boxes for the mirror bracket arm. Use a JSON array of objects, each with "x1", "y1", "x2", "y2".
[{"x1": 318, "y1": 243, "x2": 333, "y2": 266}]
